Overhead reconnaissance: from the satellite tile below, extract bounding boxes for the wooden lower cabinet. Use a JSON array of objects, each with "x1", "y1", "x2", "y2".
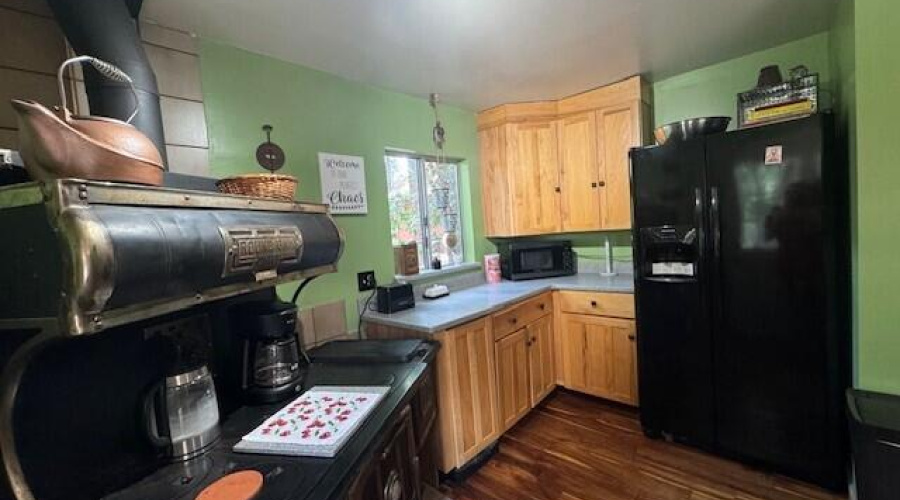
[
  {"x1": 434, "y1": 318, "x2": 501, "y2": 472},
  {"x1": 495, "y1": 329, "x2": 531, "y2": 431},
  {"x1": 561, "y1": 313, "x2": 638, "y2": 406},
  {"x1": 346, "y1": 406, "x2": 419, "y2": 500},
  {"x1": 495, "y1": 314, "x2": 555, "y2": 433},
  {"x1": 527, "y1": 315, "x2": 555, "y2": 405}
]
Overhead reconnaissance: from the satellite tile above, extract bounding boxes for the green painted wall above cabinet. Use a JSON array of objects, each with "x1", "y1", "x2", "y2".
[
  {"x1": 652, "y1": 33, "x2": 833, "y2": 129},
  {"x1": 198, "y1": 40, "x2": 487, "y2": 329}
]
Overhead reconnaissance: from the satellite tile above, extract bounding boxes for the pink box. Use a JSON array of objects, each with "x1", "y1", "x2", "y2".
[{"x1": 484, "y1": 253, "x2": 501, "y2": 284}]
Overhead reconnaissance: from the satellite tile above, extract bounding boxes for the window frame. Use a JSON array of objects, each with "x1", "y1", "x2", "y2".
[{"x1": 385, "y1": 149, "x2": 466, "y2": 271}]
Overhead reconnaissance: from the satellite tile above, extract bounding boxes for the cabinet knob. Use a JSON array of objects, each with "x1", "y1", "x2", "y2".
[
  {"x1": 510, "y1": 317, "x2": 517, "y2": 324},
  {"x1": 598, "y1": 181, "x2": 606, "y2": 187},
  {"x1": 383, "y1": 470, "x2": 402, "y2": 500},
  {"x1": 531, "y1": 336, "x2": 537, "y2": 343},
  {"x1": 590, "y1": 300, "x2": 597, "y2": 307},
  {"x1": 554, "y1": 187, "x2": 561, "y2": 193},
  {"x1": 539, "y1": 303, "x2": 546, "y2": 310},
  {"x1": 628, "y1": 334, "x2": 636, "y2": 341},
  {"x1": 591, "y1": 182, "x2": 598, "y2": 188}
]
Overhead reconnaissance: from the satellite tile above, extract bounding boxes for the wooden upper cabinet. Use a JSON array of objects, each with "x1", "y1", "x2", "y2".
[
  {"x1": 597, "y1": 102, "x2": 642, "y2": 230},
  {"x1": 495, "y1": 328, "x2": 531, "y2": 432},
  {"x1": 479, "y1": 126, "x2": 512, "y2": 237},
  {"x1": 557, "y1": 112, "x2": 602, "y2": 231},
  {"x1": 508, "y1": 120, "x2": 561, "y2": 235},
  {"x1": 477, "y1": 76, "x2": 649, "y2": 236}
]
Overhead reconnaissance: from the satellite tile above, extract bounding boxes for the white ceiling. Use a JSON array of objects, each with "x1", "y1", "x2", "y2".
[{"x1": 143, "y1": 0, "x2": 838, "y2": 111}]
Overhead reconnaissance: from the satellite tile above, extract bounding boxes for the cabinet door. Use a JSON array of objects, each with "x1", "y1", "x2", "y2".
[
  {"x1": 508, "y1": 121, "x2": 561, "y2": 235},
  {"x1": 439, "y1": 318, "x2": 501, "y2": 467},
  {"x1": 597, "y1": 103, "x2": 642, "y2": 230},
  {"x1": 561, "y1": 314, "x2": 638, "y2": 405},
  {"x1": 557, "y1": 112, "x2": 602, "y2": 231},
  {"x1": 526, "y1": 314, "x2": 555, "y2": 406},
  {"x1": 495, "y1": 329, "x2": 530, "y2": 431},
  {"x1": 378, "y1": 408, "x2": 419, "y2": 500},
  {"x1": 479, "y1": 126, "x2": 512, "y2": 237}
]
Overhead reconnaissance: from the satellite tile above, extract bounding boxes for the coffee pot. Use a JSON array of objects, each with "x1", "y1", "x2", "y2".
[
  {"x1": 142, "y1": 365, "x2": 221, "y2": 461},
  {"x1": 231, "y1": 300, "x2": 307, "y2": 404}
]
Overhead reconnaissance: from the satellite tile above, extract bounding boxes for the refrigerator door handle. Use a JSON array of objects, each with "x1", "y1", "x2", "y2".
[
  {"x1": 710, "y1": 187, "x2": 721, "y2": 259},
  {"x1": 694, "y1": 187, "x2": 705, "y2": 266}
]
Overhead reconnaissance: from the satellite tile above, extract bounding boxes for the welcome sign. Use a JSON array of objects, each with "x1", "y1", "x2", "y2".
[{"x1": 318, "y1": 153, "x2": 368, "y2": 214}]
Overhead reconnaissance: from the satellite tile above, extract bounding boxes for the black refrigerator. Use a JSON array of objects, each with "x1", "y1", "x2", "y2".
[{"x1": 630, "y1": 114, "x2": 849, "y2": 490}]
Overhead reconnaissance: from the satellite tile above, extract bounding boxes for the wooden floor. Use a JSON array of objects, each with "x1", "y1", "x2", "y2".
[{"x1": 440, "y1": 390, "x2": 846, "y2": 500}]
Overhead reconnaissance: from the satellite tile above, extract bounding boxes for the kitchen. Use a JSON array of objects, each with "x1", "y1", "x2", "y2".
[{"x1": 0, "y1": 0, "x2": 894, "y2": 499}]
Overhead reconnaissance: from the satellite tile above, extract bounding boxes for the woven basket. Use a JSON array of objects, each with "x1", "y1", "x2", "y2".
[{"x1": 216, "y1": 173, "x2": 297, "y2": 201}]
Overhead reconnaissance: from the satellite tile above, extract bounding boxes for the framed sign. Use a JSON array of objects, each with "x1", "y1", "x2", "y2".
[{"x1": 318, "y1": 153, "x2": 368, "y2": 214}]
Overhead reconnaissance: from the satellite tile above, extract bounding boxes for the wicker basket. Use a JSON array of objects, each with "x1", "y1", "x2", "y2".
[{"x1": 216, "y1": 173, "x2": 297, "y2": 201}]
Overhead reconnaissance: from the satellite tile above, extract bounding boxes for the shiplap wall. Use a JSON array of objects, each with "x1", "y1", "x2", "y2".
[{"x1": 0, "y1": 0, "x2": 210, "y2": 176}]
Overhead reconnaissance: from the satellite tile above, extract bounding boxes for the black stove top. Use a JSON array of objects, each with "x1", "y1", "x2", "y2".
[
  {"x1": 104, "y1": 452, "x2": 314, "y2": 500},
  {"x1": 102, "y1": 342, "x2": 437, "y2": 500}
]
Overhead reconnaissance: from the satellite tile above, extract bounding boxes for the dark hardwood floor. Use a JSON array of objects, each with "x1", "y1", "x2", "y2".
[{"x1": 440, "y1": 390, "x2": 846, "y2": 500}]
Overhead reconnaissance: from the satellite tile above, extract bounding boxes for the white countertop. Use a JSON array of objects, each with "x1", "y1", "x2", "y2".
[{"x1": 363, "y1": 273, "x2": 634, "y2": 334}]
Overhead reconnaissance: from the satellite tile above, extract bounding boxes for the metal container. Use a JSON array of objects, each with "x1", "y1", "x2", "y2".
[
  {"x1": 654, "y1": 117, "x2": 731, "y2": 145},
  {"x1": 0, "y1": 179, "x2": 345, "y2": 336}
]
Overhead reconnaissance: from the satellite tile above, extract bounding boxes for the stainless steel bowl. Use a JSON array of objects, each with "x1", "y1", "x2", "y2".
[{"x1": 654, "y1": 117, "x2": 731, "y2": 145}]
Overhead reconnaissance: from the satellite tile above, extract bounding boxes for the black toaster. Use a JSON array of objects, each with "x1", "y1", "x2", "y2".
[{"x1": 375, "y1": 283, "x2": 415, "y2": 314}]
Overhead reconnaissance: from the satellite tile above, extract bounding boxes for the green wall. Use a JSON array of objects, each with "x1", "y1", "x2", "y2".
[
  {"x1": 853, "y1": 0, "x2": 900, "y2": 395},
  {"x1": 829, "y1": 0, "x2": 857, "y2": 385},
  {"x1": 652, "y1": 33, "x2": 833, "y2": 129},
  {"x1": 198, "y1": 40, "x2": 487, "y2": 330}
]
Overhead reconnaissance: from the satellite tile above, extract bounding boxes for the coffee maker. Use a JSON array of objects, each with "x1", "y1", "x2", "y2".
[{"x1": 231, "y1": 300, "x2": 307, "y2": 404}]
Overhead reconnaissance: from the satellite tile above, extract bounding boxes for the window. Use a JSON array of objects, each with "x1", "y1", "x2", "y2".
[{"x1": 386, "y1": 151, "x2": 464, "y2": 270}]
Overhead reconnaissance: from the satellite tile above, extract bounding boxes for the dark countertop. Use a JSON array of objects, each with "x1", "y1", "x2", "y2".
[
  {"x1": 363, "y1": 273, "x2": 635, "y2": 334},
  {"x1": 104, "y1": 347, "x2": 435, "y2": 500}
]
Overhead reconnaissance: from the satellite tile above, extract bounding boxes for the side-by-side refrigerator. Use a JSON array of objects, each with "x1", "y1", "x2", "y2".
[{"x1": 630, "y1": 113, "x2": 849, "y2": 490}]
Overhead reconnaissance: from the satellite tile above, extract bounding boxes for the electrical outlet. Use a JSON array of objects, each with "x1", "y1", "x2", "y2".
[{"x1": 357, "y1": 270, "x2": 376, "y2": 292}]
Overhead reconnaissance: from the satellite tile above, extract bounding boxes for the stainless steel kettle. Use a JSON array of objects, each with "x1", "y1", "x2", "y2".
[{"x1": 142, "y1": 365, "x2": 221, "y2": 461}]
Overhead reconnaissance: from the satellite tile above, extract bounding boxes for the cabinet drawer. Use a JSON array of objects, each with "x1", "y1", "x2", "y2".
[
  {"x1": 557, "y1": 291, "x2": 634, "y2": 319},
  {"x1": 493, "y1": 293, "x2": 552, "y2": 341}
]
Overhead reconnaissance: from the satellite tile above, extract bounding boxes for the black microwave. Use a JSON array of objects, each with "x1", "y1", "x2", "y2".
[{"x1": 496, "y1": 241, "x2": 576, "y2": 281}]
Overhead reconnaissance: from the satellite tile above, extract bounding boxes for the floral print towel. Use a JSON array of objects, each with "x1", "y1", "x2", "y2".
[{"x1": 234, "y1": 386, "x2": 390, "y2": 458}]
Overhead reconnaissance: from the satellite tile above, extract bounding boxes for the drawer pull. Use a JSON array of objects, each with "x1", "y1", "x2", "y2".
[
  {"x1": 509, "y1": 317, "x2": 517, "y2": 324},
  {"x1": 628, "y1": 334, "x2": 635, "y2": 341},
  {"x1": 539, "y1": 303, "x2": 546, "y2": 311},
  {"x1": 590, "y1": 300, "x2": 597, "y2": 307}
]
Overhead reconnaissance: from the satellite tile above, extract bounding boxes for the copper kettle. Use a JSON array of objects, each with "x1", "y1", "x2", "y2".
[{"x1": 11, "y1": 56, "x2": 164, "y2": 186}]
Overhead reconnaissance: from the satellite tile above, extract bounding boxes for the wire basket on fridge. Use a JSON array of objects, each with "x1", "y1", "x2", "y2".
[{"x1": 737, "y1": 73, "x2": 819, "y2": 128}]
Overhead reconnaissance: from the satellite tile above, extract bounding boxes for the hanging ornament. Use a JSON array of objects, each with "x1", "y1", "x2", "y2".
[
  {"x1": 429, "y1": 93, "x2": 446, "y2": 155},
  {"x1": 255, "y1": 124, "x2": 285, "y2": 172}
]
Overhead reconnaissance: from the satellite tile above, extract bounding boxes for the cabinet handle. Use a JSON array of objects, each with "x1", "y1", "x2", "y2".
[
  {"x1": 590, "y1": 300, "x2": 597, "y2": 307},
  {"x1": 628, "y1": 334, "x2": 636, "y2": 341},
  {"x1": 383, "y1": 470, "x2": 402, "y2": 500},
  {"x1": 598, "y1": 181, "x2": 606, "y2": 187},
  {"x1": 554, "y1": 187, "x2": 561, "y2": 193}
]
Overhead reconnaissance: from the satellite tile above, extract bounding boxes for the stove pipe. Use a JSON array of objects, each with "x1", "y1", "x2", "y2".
[{"x1": 46, "y1": 0, "x2": 168, "y2": 168}]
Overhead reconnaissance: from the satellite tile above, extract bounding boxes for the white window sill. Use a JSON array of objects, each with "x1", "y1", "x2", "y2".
[{"x1": 394, "y1": 262, "x2": 482, "y2": 284}]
